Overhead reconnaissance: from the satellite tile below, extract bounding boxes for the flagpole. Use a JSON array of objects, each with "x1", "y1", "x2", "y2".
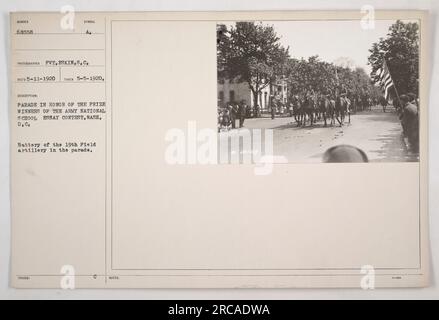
[{"x1": 383, "y1": 57, "x2": 403, "y2": 110}]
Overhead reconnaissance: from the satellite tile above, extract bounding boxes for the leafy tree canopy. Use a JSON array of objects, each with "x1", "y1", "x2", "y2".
[
  {"x1": 217, "y1": 21, "x2": 413, "y2": 104},
  {"x1": 217, "y1": 22, "x2": 289, "y2": 106},
  {"x1": 368, "y1": 20, "x2": 419, "y2": 96}
]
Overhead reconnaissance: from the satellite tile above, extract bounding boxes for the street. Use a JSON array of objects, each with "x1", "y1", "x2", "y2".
[{"x1": 233, "y1": 105, "x2": 418, "y2": 163}]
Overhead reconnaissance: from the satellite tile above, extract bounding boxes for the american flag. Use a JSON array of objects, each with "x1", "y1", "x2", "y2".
[{"x1": 373, "y1": 60, "x2": 394, "y2": 100}]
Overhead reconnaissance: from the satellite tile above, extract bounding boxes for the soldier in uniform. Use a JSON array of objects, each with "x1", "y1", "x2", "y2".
[
  {"x1": 271, "y1": 96, "x2": 276, "y2": 120},
  {"x1": 400, "y1": 94, "x2": 419, "y2": 153},
  {"x1": 255, "y1": 104, "x2": 260, "y2": 118},
  {"x1": 335, "y1": 84, "x2": 348, "y2": 104},
  {"x1": 325, "y1": 87, "x2": 333, "y2": 100},
  {"x1": 379, "y1": 95, "x2": 387, "y2": 112},
  {"x1": 238, "y1": 100, "x2": 247, "y2": 128},
  {"x1": 305, "y1": 85, "x2": 315, "y2": 98},
  {"x1": 228, "y1": 102, "x2": 238, "y2": 129},
  {"x1": 407, "y1": 93, "x2": 419, "y2": 110},
  {"x1": 221, "y1": 107, "x2": 231, "y2": 129}
]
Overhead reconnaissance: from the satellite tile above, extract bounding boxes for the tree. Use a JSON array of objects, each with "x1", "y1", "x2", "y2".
[
  {"x1": 285, "y1": 56, "x2": 368, "y2": 97},
  {"x1": 217, "y1": 22, "x2": 289, "y2": 108},
  {"x1": 368, "y1": 20, "x2": 419, "y2": 96}
]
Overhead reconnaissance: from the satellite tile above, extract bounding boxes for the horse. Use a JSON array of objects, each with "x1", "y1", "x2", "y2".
[
  {"x1": 351, "y1": 96, "x2": 359, "y2": 113},
  {"x1": 379, "y1": 96, "x2": 388, "y2": 113},
  {"x1": 363, "y1": 96, "x2": 372, "y2": 111},
  {"x1": 301, "y1": 94, "x2": 317, "y2": 127},
  {"x1": 334, "y1": 95, "x2": 350, "y2": 126},
  {"x1": 292, "y1": 94, "x2": 309, "y2": 126},
  {"x1": 368, "y1": 97, "x2": 373, "y2": 111},
  {"x1": 318, "y1": 95, "x2": 336, "y2": 127},
  {"x1": 290, "y1": 95, "x2": 304, "y2": 126}
]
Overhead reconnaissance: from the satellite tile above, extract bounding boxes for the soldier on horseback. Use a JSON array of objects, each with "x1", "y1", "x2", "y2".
[
  {"x1": 325, "y1": 88, "x2": 333, "y2": 100},
  {"x1": 298, "y1": 86, "x2": 317, "y2": 126},
  {"x1": 305, "y1": 85, "x2": 316, "y2": 100},
  {"x1": 334, "y1": 83, "x2": 351, "y2": 126},
  {"x1": 338, "y1": 84, "x2": 349, "y2": 104},
  {"x1": 319, "y1": 87, "x2": 335, "y2": 126}
]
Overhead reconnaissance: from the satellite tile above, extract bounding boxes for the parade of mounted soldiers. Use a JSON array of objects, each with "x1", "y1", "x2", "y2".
[{"x1": 217, "y1": 19, "x2": 419, "y2": 157}]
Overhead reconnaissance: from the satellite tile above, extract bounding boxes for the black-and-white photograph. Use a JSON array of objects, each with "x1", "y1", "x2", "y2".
[{"x1": 217, "y1": 19, "x2": 420, "y2": 163}]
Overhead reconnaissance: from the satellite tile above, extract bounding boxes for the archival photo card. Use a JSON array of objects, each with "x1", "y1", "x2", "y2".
[{"x1": 10, "y1": 10, "x2": 429, "y2": 288}]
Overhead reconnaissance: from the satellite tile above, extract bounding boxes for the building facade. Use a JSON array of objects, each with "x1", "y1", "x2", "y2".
[{"x1": 218, "y1": 78, "x2": 287, "y2": 111}]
